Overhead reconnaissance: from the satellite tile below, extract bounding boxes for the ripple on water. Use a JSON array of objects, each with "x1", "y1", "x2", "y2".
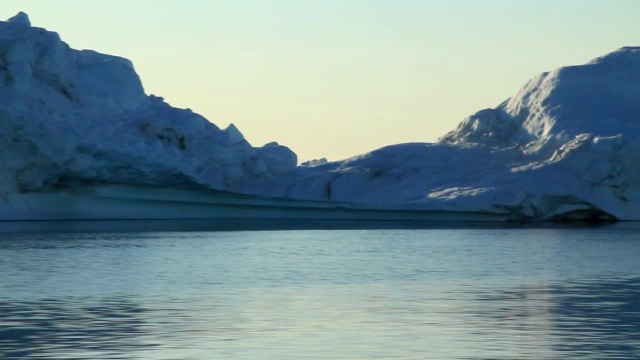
[{"x1": 0, "y1": 227, "x2": 639, "y2": 359}]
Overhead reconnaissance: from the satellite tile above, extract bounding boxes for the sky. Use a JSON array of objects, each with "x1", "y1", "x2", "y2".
[{"x1": 1, "y1": 1, "x2": 639, "y2": 161}]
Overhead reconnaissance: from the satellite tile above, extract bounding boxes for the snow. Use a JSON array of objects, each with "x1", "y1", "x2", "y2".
[
  {"x1": 7, "y1": 11, "x2": 30, "y2": 27},
  {"x1": 0, "y1": 12, "x2": 638, "y2": 222}
]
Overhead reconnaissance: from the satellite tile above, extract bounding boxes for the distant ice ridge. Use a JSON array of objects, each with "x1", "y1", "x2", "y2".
[
  {"x1": 0, "y1": 12, "x2": 297, "y2": 194},
  {"x1": 1, "y1": 12, "x2": 639, "y2": 221}
]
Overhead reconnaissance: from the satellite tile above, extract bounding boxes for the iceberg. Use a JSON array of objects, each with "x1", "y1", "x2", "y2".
[
  {"x1": 284, "y1": 47, "x2": 640, "y2": 221},
  {"x1": 0, "y1": 12, "x2": 638, "y2": 225}
]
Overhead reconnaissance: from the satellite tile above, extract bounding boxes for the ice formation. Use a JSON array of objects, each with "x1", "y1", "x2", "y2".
[
  {"x1": 0, "y1": 13, "x2": 297, "y2": 195},
  {"x1": 1, "y1": 12, "x2": 639, "y2": 222},
  {"x1": 283, "y1": 47, "x2": 640, "y2": 221}
]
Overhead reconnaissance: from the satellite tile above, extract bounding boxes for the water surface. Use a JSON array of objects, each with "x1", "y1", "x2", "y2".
[{"x1": 1, "y1": 224, "x2": 639, "y2": 358}]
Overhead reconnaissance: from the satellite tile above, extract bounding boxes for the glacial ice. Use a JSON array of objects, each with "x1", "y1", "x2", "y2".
[
  {"x1": 0, "y1": 12, "x2": 639, "y2": 222},
  {"x1": 282, "y1": 47, "x2": 640, "y2": 221},
  {"x1": 0, "y1": 12, "x2": 297, "y2": 196}
]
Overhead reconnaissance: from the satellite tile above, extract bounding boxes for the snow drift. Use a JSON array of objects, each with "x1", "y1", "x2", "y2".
[{"x1": 1, "y1": 12, "x2": 639, "y2": 222}]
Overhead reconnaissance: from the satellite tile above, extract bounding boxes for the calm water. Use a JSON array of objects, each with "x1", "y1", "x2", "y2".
[{"x1": 1, "y1": 224, "x2": 639, "y2": 359}]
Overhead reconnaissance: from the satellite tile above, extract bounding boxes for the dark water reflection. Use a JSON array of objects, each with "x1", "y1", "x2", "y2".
[
  {"x1": 469, "y1": 277, "x2": 640, "y2": 359},
  {"x1": 1, "y1": 227, "x2": 640, "y2": 358},
  {"x1": 0, "y1": 297, "x2": 150, "y2": 359},
  {"x1": 549, "y1": 278, "x2": 640, "y2": 357},
  {"x1": 2, "y1": 277, "x2": 638, "y2": 359}
]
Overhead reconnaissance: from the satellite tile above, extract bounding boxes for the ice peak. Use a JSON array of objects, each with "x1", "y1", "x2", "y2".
[
  {"x1": 7, "y1": 12, "x2": 30, "y2": 26},
  {"x1": 587, "y1": 46, "x2": 640, "y2": 67},
  {"x1": 440, "y1": 46, "x2": 640, "y2": 148}
]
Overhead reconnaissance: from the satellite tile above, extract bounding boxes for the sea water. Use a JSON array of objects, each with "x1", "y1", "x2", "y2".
[{"x1": 1, "y1": 224, "x2": 639, "y2": 359}]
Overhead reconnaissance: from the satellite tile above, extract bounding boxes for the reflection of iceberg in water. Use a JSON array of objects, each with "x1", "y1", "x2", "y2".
[
  {"x1": 3, "y1": 278, "x2": 638, "y2": 358},
  {"x1": 0, "y1": 297, "x2": 150, "y2": 359},
  {"x1": 549, "y1": 278, "x2": 640, "y2": 356},
  {"x1": 472, "y1": 277, "x2": 640, "y2": 357}
]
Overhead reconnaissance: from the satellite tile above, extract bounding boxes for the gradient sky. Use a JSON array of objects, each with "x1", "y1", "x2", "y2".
[{"x1": 2, "y1": 1, "x2": 639, "y2": 160}]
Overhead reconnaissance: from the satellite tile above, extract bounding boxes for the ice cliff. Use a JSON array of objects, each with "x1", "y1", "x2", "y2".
[
  {"x1": 0, "y1": 12, "x2": 297, "y2": 194},
  {"x1": 1, "y1": 13, "x2": 639, "y2": 221}
]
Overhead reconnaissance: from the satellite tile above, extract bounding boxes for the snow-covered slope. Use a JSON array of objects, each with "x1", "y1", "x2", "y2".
[
  {"x1": 440, "y1": 47, "x2": 640, "y2": 150},
  {"x1": 1, "y1": 12, "x2": 639, "y2": 222},
  {"x1": 0, "y1": 12, "x2": 297, "y2": 195},
  {"x1": 284, "y1": 47, "x2": 640, "y2": 221}
]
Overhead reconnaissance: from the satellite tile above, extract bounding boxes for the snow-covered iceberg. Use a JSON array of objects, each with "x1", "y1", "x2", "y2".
[
  {"x1": 282, "y1": 47, "x2": 640, "y2": 221},
  {"x1": 0, "y1": 12, "x2": 297, "y2": 196},
  {"x1": 0, "y1": 12, "x2": 638, "y2": 223}
]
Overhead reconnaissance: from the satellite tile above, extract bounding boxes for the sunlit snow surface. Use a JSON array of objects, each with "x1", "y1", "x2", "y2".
[{"x1": 1, "y1": 13, "x2": 639, "y2": 221}]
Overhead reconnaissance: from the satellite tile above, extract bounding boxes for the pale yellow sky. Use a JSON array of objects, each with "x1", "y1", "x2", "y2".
[{"x1": 2, "y1": 0, "x2": 639, "y2": 161}]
